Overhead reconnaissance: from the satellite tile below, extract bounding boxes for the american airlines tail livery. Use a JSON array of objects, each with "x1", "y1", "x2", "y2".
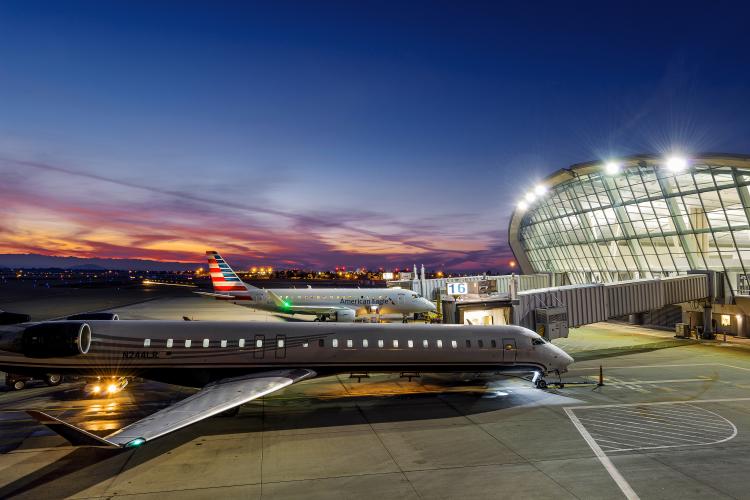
[{"x1": 197, "y1": 251, "x2": 436, "y2": 321}]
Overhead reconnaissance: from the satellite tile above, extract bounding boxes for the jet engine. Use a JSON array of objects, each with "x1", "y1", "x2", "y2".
[
  {"x1": 334, "y1": 310, "x2": 356, "y2": 322},
  {"x1": 21, "y1": 322, "x2": 91, "y2": 358}
]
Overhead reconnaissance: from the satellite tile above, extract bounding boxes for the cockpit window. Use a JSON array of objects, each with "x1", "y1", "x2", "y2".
[{"x1": 532, "y1": 338, "x2": 546, "y2": 345}]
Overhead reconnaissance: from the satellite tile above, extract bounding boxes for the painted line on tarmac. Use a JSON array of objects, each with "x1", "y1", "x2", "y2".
[
  {"x1": 564, "y1": 407, "x2": 640, "y2": 500},
  {"x1": 565, "y1": 397, "x2": 749, "y2": 499}
]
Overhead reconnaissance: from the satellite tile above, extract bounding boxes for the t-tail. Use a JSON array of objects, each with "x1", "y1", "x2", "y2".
[{"x1": 206, "y1": 251, "x2": 257, "y2": 293}]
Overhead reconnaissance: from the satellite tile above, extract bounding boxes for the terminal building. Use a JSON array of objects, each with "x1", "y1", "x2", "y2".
[
  {"x1": 509, "y1": 153, "x2": 750, "y2": 337},
  {"x1": 391, "y1": 153, "x2": 750, "y2": 340}
]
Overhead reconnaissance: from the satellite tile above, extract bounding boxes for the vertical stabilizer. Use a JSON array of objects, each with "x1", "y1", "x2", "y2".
[{"x1": 205, "y1": 251, "x2": 256, "y2": 292}]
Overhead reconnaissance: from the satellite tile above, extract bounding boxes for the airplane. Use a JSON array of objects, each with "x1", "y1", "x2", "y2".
[
  {"x1": 197, "y1": 251, "x2": 436, "y2": 322},
  {"x1": 0, "y1": 319, "x2": 573, "y2": 449}
]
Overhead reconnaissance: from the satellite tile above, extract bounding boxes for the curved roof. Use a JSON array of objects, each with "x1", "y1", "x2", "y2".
[{"x1": 507, "y1": 153, "x2": 750, "y2": 274}]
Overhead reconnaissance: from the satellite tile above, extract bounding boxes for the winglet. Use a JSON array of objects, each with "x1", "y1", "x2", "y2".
[{"x1": 26, "y1": 410, "x2": 121, "y2": 448}]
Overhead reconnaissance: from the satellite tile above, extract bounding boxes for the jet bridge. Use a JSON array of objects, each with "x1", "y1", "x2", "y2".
[{"x1": 513, "y1": 273, "x2": 712, "y2": 340}]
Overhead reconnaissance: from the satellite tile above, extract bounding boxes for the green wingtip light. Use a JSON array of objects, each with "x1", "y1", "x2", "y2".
[{"x1": 125, "y1": 438, "x2": 146, "y2": 448}]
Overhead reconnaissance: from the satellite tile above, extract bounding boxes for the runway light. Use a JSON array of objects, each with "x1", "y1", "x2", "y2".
[
  {"x1": 107, "y1": 383, "x2": 118, "y2": 394},
  {"x1": 524, "y1": 192, "x2": 536, "y2": 203},
  {"x1": 534, "y1": 185, "x2": 547, "y2": 196},
  {"x1": 517, "y1": 201, "x2": 528, "y2": 211},
  {"x1": 666, "y1": 156, "x2": 688, "y2": 172},
  {"x1": 604, "y1": 161, "x2": 621, "y2": 175}
]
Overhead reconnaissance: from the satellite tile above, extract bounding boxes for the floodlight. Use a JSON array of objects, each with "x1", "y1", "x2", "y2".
[
  {"x1": 534, "y1": 185, "x2": 547, "y2": 196},
  {"x1": 666, "y1": 156, "x2": 688, "y2": 172},
  {"x1": 524, "y1": 192, "x2": 536, "y2": 203},
  {"x1": 517, "y1": 201, "x2": 528, "y2": 211},
  {"x1": 604, "y1": 161, "x2": 621, "y2": 175}
]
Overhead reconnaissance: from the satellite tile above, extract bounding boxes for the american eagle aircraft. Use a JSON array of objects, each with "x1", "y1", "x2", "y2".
[
  {"x1": 0, "y1": 319, "x2": 573, "y2": 448},
  {"x1": 197, "y1": 251, "x2": 436, "y2": 321}
]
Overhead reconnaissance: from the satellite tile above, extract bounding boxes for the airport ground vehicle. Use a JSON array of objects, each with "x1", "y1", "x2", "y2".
[{"x1": 4, "y1": 372, "x2": 63, "y2": 390}]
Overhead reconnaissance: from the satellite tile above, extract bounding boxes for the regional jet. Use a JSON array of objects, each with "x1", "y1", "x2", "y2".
[
  {"x1": 197, "y1": 251, "x2": 436, "y2": 322},
  {"x1": 0, "y1": 319, "x2": 572, "y2": 448}
]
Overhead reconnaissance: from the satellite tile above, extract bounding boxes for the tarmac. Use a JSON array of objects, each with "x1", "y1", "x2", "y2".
[{"x1": 2, "y1": 292, "x2": 750, "y2": 499}]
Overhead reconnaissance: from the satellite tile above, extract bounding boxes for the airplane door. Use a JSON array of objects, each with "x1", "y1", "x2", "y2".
[
  {"x1": 275, "y1": 335, "x2": 286, "y2": 359},
  {"x1": 502, "y1": 338, "x2": 517, "y2": 362},
  {"x1": 254, "y1": 335, "x2": 265, "y2": 359}
]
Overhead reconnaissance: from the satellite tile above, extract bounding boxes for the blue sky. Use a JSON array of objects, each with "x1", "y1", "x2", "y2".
[{"x1": 1, "y1": 1, "x2": 749, "y2": 270}]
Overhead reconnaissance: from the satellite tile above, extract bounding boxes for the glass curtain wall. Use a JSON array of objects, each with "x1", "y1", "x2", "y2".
[{"x1": 518, "y1": 161, "x2": 750, "y2": 298}]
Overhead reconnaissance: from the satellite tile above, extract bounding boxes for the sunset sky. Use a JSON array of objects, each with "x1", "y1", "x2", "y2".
[{"x1": 2, "y1": 2, "x2": 750, "y2": 270}]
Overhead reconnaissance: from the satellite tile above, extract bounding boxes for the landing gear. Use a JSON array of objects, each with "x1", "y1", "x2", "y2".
[
  {"x1": 402, "y1": 314, "x2": 409, "y2": 323},
  {"x1": 535, "y1": 379, "x2": 547, "y2": 389},
  {"x1": 12, "y1": 380, "x2": 26, "y2": 391},
  {"x1": 45, "y1": 374, "x2": 62, "y2": 387}
]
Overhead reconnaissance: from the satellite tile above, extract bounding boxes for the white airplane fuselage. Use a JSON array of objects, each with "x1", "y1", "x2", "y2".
[{"x1": 219, "y1": 287, "x2": 435, "y2": 317}]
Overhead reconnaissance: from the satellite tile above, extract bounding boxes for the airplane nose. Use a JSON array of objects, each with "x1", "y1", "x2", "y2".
[{"x1": 426, "y1": 300, "x2": 437, "y2": 311}]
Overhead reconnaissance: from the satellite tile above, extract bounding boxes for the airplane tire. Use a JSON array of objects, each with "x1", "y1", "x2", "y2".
[
  {"x1": 45, "y1": 374, "x2": 62, "y2": 386},
  {"x1": 536, "y1": 379, "x2": 547, "y2": 389},
  {"x1": 12, "y1": 380, "x2": 26, "y2": 391}
]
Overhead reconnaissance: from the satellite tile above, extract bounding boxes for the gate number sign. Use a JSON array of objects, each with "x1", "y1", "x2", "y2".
[{"x1": 447, "y1": 282, "x2": 468, "y2": 295}]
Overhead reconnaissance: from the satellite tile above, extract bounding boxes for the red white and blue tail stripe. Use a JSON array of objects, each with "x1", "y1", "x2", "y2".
[{"x1": 206, "y1": 251, "x2": 251, "y2": 293}]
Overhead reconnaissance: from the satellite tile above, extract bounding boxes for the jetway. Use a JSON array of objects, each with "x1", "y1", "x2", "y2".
[{"x1": 513, "y1": 273, "x2": 711, "y2": 339}]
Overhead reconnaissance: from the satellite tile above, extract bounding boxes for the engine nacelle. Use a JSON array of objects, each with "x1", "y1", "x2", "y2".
[
  {"x1": 21, "y1": 322, "x2": 91, "y2": 358},
  {"x1": 334, "y1": 309, "x2": 356, "y2": 322}
]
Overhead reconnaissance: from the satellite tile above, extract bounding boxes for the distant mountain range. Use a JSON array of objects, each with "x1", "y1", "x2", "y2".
[{"x1": 0, "y1": 254, "x2": 200, "y2": 271}]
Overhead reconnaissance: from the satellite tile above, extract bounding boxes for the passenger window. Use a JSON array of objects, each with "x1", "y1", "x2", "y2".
[
  {"x1": 238, "y1": 339, "x2": 245, "y2": 348},
  {"x1": 478, "y1": 340, "x2": 484, "y2": 348},
  {"x1": 166, "y1": 338, "x2": 173, "y2": 348},
  {"x1": 407, "y1": 340, "x2": 414, "y2": 348},
  {"x1": 422, "y1": 339, "x2": 428, "y2": 348},
  {"x1": 437, "y1": 340, "x2": 443, "y2": 348},
  {"x1": 505, "y1": 343, "x2": 514, "y2": 350},
  {"x1": 378, "y1": 339, "x2": 384, "y2": 348},
  {"x1": 451, "y1": 340, "x2": 457, "y2": 348},
  {"x1": 319, "y1": 339, "x2": 325, "y2": 347},
  {"x1": 465, "y1": 340, "x2": 471, "y2": 348},
  {"x1": 185, "y1": 339, "x2": 192, "y2": 348},
  {"x1": 203, "y1": 339, "x2": 210, "y2": 348},
  {"x1": 221, "y1": 340, "x2": 227, "y2": 348},
  {"x1": 363, "y1": 339, "x2": 368, "y2": 348},
  {"x1": 278, "y1": 338, "x2": 285, "y2": 348},
  {"x1": 256, "y1": 338, "x2": 263, "y2": 348},
  {"x1": 347, "y1": 339, "x2": 353, "y2": 348},
  {"x1": 332, "y1": 339, "x2": 339, "y2": 347},
  {"x1": 393, "y1": 339, "x2": 399, "y2": 348},
  {"x1": 303, "y1": 341, "x2": 309, "y2": 348},
  {"x1": 143, "y1": 339, "x2": 151, "y2": 347},
  {"x1": 491, "y1": 340, "x2": 497, "y2": 348}
]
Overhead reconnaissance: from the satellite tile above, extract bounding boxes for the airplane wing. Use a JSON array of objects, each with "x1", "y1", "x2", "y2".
[
  {"x1": 193, "y1": 291, "x2": 237, "y2": 299},
  {"x1": 27, "y1": 368, "x2": 315, "y2": 448}
]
